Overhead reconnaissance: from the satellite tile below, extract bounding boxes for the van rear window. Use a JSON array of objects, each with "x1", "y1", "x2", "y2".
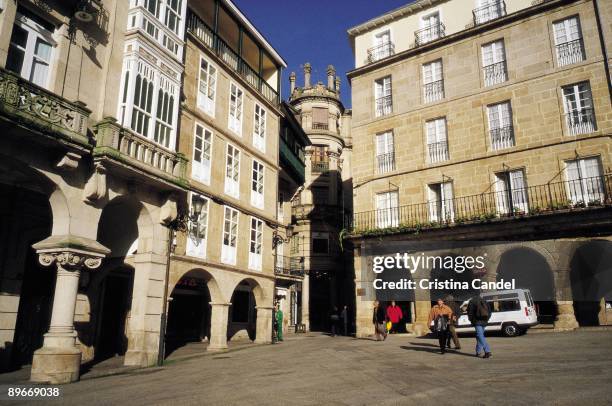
[{"x1": 488, "y1": 299, "x2": 521, "y2": 312}]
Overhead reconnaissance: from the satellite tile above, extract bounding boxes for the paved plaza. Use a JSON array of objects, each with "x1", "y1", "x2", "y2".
[{"x1": 14, "y1": 329, "x2": 611, "y2": 405}]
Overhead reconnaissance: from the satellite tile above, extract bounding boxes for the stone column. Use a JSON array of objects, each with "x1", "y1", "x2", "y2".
[
  {"x1": 412, "y1": 282, "x2": 432, "y2": 336},
  {"x1": 327, "y1": 150, "x2": 339, "y2": 206},
  {"x1": 208, "y1": 302, "x2": 231, "y2": 351},
  {"x1": 303, "y1": 149, "x2": 314, "y2": 205},
  {"x1": 301, "y1": 272, "x2": 310, "y2": 331},
  {"x1": 30, "y1": 241, "x2": 108, "y2": 384},
  {"x1": 289, "y1": 72, "x2": 296, "y2": 94},
  {"x1": 303, "y1": 63, "x2": 311, "y2": 88},
  {"x1": 254, "y1": 306, "x2": 273, "y2": 344},
  {"x1": 327, "y1": 65, "x2": 336, "y2": 90}
]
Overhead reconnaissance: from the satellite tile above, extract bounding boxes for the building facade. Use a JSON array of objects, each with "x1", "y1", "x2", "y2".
[
  {"x1": 347, "y1": 0, "x2": 612, "y2": 336},
  {"x1": 0, "y1": 0, "x2": 287, "y2": 383},
  {"x1": 287, "y1": 65, "x2": 354, "y2": 331}
]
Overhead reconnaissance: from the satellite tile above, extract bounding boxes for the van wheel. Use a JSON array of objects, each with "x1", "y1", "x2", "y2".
[{"x1": 502, "y1": 323, "x2": 519, "y2": 337}]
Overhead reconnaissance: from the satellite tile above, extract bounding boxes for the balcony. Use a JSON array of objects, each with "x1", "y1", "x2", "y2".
[
  {"x1": 312, "y1": 122, "x2": 329, "y2": 131},
  {"x1": 473, "y1": 0, "x2": 506, "y2": 25},
  {"x1": 415, "y1": 23, "x2": 445, "y2": 46},
  {"x1": 428, "y1": 141, "x2": 449, "y2": 164},
  {"x1": 0, "y1": 68, "x2": 90, "y2": 148},
  {"x1": 280, "y1": 135, "x2": 306, "y2": 183},
  {"x1": 312, "y1": 161, "x2": 330, "y2": 173},
  {"x1": 94, "y1": 117, "x2": 188, "y2": 189},
  {"x1": 490, "y1": 125, "x2": 515, "y2": 150},
  {"x1": 349, "y1": 175, "x2": 612, "y2": 234},
  {"x1": 376, "y1": 152, "x2": 395, "y2": 174},
  {"x1": 566, "y1": 108, "x2": 596, "y2": 136},
  {"x1": 186, "y1": 11, "x2": 279, "y2": 106},
  {"x1": 375, "y1": 95, "x2": 393, "y2": 117},
  {"x1": 367, "y1": 42, "x2": 395, "y2": 63},
  {"x1": 556, "y1": 38, "x2": 586, "y2": 67},
  {"x1": 483, "y1": 61, "x2": 508, "y2": 87},
  {"x1": 423, "y1": 80, "x2": 444, "y2": 103},
  {"x1": 274, "y1": 255, "x2": 305, "y2": 279}
]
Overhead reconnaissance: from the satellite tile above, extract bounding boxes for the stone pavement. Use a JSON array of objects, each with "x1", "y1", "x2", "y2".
[{"x1": 13, "y1": 330, "x2": 612, "y2": 405}]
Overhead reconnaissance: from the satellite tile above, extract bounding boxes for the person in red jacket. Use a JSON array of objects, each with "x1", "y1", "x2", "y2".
[{"x1": 386, "y1": 301, "x2": 403, "y2": 333}]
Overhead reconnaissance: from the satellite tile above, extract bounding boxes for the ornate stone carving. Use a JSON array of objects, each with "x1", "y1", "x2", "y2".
[
  {"x1": 57, "y1": 152, "x2": 82, "y2": 170},
  {"x1": 38, "y1": 251, "x2": 104, "y2": 272},
  {"x1": 83, "y1": 162, "x2": 107, "y2": 202}
]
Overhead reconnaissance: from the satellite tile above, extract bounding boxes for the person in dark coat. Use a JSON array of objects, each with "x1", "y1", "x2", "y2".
[
  {"x1": 372, "y1": 300, "x2": 387, "y2": 341},
  {"x1": 467, "y1": 294, "x2": 492, "y2": 358},
  {"x1": 341, "y1": 305, "x2": 349, "y2": 336}
]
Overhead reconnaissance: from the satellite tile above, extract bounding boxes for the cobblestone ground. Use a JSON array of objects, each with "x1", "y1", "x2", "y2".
[{"x1": 28, "y1": 330, "x2": 612, "y2": 405}]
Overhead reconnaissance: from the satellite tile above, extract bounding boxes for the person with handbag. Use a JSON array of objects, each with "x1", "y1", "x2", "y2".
[
  {"x1": 427, "y1": 298, "x2": 454, "y2": 354},
  {"x1": 372, "y1": 300, "x2": 387, "y2": 341}
]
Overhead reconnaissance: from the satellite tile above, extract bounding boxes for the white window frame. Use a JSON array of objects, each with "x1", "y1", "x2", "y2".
[
  {"x1": 374, "y1": 76, "x2": 392, "y2": 117},
  {"x1": 197, "y1": 56, "x2": 217, "y2": 117},
  {"x1": 224, "y1": 143, "x2": 241, "y2": 198},
  {"x1": 481, "y1": 39, "x2": 507, "y2": 87},
  {"x1": 186, "y1": 193, "x2": 209, "y2": 258},
  {"x1": 487, "y1": 101, "x2": 514, "y2": 150},
  {"x1": 494, "y1": 169, "x2": 528, "y2": 215},
  {"x1": 248, "y1": 217, "x2": 263, "y2": 271},
  {"x1": 553, "y1": 16, "x2": 585, "y2": 67},
  {"x1": 564, "y1": 157, "x2": 605, "y2": 206},
  {"x1": 375, "y1": 191, "x2": 399, "y2": 228},
  {"x1": 192, "y1": 123, "x2": 212, "y2": 184},
  {"x1": 426, "y1": 118, "x2": 449, "y2": 163},
  {"x1": 251, "y1": 159, "x2": 265, "y2": 209},
  {"x1": 7, "y1": 12, "x2": 56, "y2": 89},
  {"x1": 228, "y1": 82, "x2": 244, "y2": 135},
  {"x1": 428, "y1": 182, "x2": 454, "y2": 223},
  {"x1": 371, "y1": 28, "x2": 393, "y2": 61},
  {"x1": 221, "y1": 206, "x2": 239, "y2": 265},
  {"x1": 253, "y1": 103, "x2": 266, "y2": 152},
  {"x1": 562, "y1": 82, "x2": 596, "y2": 136},
  {"x1": 419, "y1": 10, "x2": 442, "y2": 44},
  {"x1": 422, "y1": 59, "x2": 444, "y2": 103},
  {"x1": 375, "y1": 131, "x2": 395, "y2": 174}
]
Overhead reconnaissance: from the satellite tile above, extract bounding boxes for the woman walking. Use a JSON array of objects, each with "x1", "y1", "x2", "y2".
[
  {"x1": 372, "y1": 300, "x2": 387, "y2": 341},
  {"x1": 427, "y1": 298, "x2": 454, "y2": 354}
]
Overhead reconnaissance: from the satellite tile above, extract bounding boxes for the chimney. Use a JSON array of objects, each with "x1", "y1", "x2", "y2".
[
  {"x1": 289, "y1": 72, "x2": 296, "y2": 94},
  {"x1": 327, "y1": 65, "x2": 336, "y2": 89},
  {"x1": 304, "y1": 63, "x2": 312, "y2": 88},
  {"x1": 335, "y1": 76, "x2": 341, "y2": 95}
]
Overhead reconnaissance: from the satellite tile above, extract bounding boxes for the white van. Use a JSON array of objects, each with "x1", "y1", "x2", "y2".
[{"x1": 455, "y1": 289, "x2": 538, "y2": 337}]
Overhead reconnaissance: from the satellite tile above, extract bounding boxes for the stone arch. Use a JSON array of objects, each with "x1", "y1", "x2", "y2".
[
  {"x1": 227, "y1": 278, "x2": 266, "y2": 341},
  {"x1": 496, "y1": 246, "x2": 556, "y2": 323},
  {"x1": 169, "y1": 268, "x2": 222, "y2": 304}
]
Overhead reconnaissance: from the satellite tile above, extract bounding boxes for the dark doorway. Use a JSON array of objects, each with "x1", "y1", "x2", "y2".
[
  {"x1": 228, "y1": 283, "x2": 256, "y2": 341},
  {"x1": 309, "y1": 271, "x2": 331, "y2": 331},
  {"x1": 95, "y1": 271, "x2": 133, "y2": 360}
]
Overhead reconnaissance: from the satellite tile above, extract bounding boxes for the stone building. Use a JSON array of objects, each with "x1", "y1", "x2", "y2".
[
  {"x1": 0, "y1": 0, "x2": 287, "y2": 383},
  {"x1": 346, "y1": 0, "x2": 612, "y2": 337},
  {"x1": 287, "y1": 65, "x2": 354, "y2": 331}
]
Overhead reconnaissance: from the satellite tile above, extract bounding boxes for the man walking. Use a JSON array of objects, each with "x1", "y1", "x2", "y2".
[
  {"x1": 275, "y1": 303, "x2": 284, "y2": 342},
  {"x1": 445, "y1": 295, "x2": 461, "y2": 350},
  {"x1": 467, "y1": 294, "x2": 492, "y2": 358}
]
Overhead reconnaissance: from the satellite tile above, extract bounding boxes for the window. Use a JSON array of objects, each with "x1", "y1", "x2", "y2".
[
  {"x1": 565, "y1": 157, "x2": 605, "y2": 206},
  {"x1": 197, "y1": 57, "x2": 217, "y2": 116},
  {"x1": 482, "y1": 40, "x2": 507, "y2": 87},
  {"x1": 370, "y1": 29, "x2": 393, "y2": 62},
  {"x1": 192, "y1": 124, "x2": 212, "y2": 184},
  {"x1": 6, "y1": 10, "x2": 55, "y2": 89},
  {"x1": 374, "y1": 76, "x2": 392, "y2": 117},
  {"x1": 251, "y1": 160, "x2": 265, "y2": 209},
  {"x1": 376, "y1": 191, "x2": 399, "y2": 228},
  {"x1": 164, "y1": 0, "x2": 182, "y2": 35},
  {"x1": 495, "y1": 170, "x2": 528, "y2": 215},
  {"x1": 417, "y1": 11, "x2": 443, "y2": 45},
  {"x1": 487, "y1": 101, "x2": 514, "y2": 150},
  {"x1": 312, "y1": 232, "x2": 329, "y2": 254},
  {"x1": 221, "y1": 206, "x2": 239, "y2": 265},
  {"x1": 131, "y1": 70, "x2": 154, "y2": 139},
  {"x1": 277, "y1": 192, "x2": 284, "y2": 221},
  {"x1": 312, "y1": 107, "x2": 329, "y2": 130},
  {"x1": 291, "y1": 235, "x2": 300, "y2": 254},
  {"x1": 474, "y1": 0, "x2": 506, "y2": 25},
  {"x1": 186, "y1": 194, "x2": 209, "y2": 258},
  {"x1": 423, "y1": 60, "x2": 444, "y2": 103},
  {"x1": 553, "y1": 16, "x2": 585, "y2": 67},
  {"x1": 144, "y1": 0, "x2": 160, "y2": 17},
  {"x1": 426, "y1": 118, "x2": 449, "y2": 163},
  {"x1": 562, "y1": 82, "x2": 596, "y2": 135},
  {"x1": 228, "y1": 83, "x2": 244, "y2": 135},
  {"x1": 248, "y1": 217, "x2": 263, "y2": 271},
  {"x1": 311, "y1": 145, "x2": 329, "y2": 173},
  {"x1": 253, "y1": 104, "x2": 266, "y2": 151},
  {"x1": 376, "y1": 131, "x2": 395, "y2": 174},
  {"x1": 225, "y1": 144, "x2": 240, "y2": 198},
  {"x1": 428, "y1": 182, "x2": 454, "y2": 222},
  {"x1": 154, "y1": 77, "x2": 174, "y2": 148}
]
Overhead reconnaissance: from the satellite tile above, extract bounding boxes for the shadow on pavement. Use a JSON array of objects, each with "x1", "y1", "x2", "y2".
[{"x1": 401, "y1": 343, "x2": 476, "y2": 357}]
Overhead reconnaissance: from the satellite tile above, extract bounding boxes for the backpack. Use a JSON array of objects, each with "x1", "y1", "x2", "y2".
[
  {"x1": 475, "y1": 299, "x2": 490, "y2": 320},
  {"x1": 434, "y1": 315, "x2": 448, "y2": 332}
]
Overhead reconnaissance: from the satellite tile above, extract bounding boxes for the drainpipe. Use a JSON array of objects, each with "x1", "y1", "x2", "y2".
[{"x1": 593, "y1": 0, "x2": 612, "y2": 102}]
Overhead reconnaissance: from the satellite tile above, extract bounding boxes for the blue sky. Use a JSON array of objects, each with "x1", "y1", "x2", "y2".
[{"x1": 233, "y1": 0, "x2": 411, "y2": 107}]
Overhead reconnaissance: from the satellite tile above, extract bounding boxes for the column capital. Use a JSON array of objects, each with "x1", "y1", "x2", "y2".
[
  {"x1": 33, "y1": 235, "x2": 110, "y2": 272},
  {"x1": 209, "y1": 302, "x2": 232, "y2": 307}
]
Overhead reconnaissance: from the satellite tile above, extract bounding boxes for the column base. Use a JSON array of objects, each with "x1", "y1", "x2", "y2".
[
  {"x1": 207, "y1": 343, "x2": 228, "y2": 352},
  {"x1": 31, "y1": 347, "x2": 81, "y2": 384},
  {"x1": 124, "y1": 350, "x2": 157, "y2": 367},
  {"x1": 554, "y1": 314, "x2": 579, "y2": 331}
]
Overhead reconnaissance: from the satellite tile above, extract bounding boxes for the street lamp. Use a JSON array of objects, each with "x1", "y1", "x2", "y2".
[{"x1": 158, "y1": 194, "x2": 205, "y2": 365}]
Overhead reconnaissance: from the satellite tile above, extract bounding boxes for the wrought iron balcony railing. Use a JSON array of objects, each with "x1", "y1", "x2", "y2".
[
  {"x1": 428, "y1": 141, "x2": 449, "y2": 164},
  {"x1": 423, "y1": 80, "x2": 445, "y2": 103},
  {"x1": 556, "y1": 38, "x2": 586, "y2": 67},
  {"x1": 367, "y1": 42, "x2": 395, "y2": 63},
  {"x1": 312, "y1": 122, "x2": 329, "y2": 130},
  {"x1": 186, "y1": 10, "x2": 279, "y2": 106},
  {"x1": 349, "y1": 175, "x2": 611, "y2": 234},
  {"x1": 473, "y1": 0, "x2": 506, "y2": 25},
  {"x1": 375, "y1": 95, "x2": 393, "y2": 117},
  {"x1": 415, "y1": 23, "x2": 445, "y2": 46},
  {"x1": 0, "y1": 67, "x2": 90, "y2": 147},
  {"x1": 565, "y1": 108, "x2": 596, "y2": 136},
  {"x1": 274, "y1": 255, "x2": 305, "y2": 278},
  {"x1": 490, "y1": 125, "x2": 515, "y2": 150},
  {"x1": 312, "y1": 161, "x2": 330, "y2": 173},
  {"x1": 483, "y1": 60, "x2": 508, "y2": 87},
  {"x1": 376, "y1": 152, "x2": 396, "y2": 174}
]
